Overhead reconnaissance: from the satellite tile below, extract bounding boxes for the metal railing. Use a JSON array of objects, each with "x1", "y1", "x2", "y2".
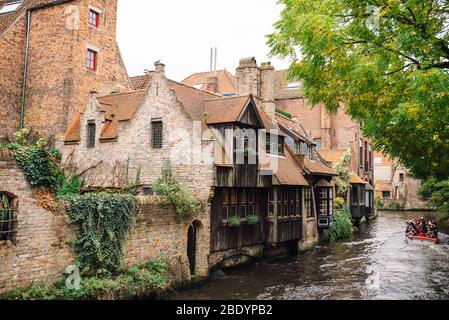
[{"x1": 0, "y1": 209, "x2": 17, "y2": 242}]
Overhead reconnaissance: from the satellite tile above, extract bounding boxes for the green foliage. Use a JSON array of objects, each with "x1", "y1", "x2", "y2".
[
  {"x1": 58, "y1": 174, "x2": 85, "y2": 197},
  {"x1": 333, "y1": 149, "x2": 352, "y2": 197},
  {"x1": 7, "y1": 128, "x2": 64, "y2": 191},
  {"x1": 62, "y1": 192, "x2": 137, "y2": 275},
  {"x1": 334, "y1": 197, "x2": 346, "y2": 209},
  {"x1": 227, "y1": 216, "x2": 243, "y2": 227},
  {"x1": 152, "y1": 162, "x2": 201, "y2": 220},
  {"x1": 323, "y1": 208, "x2": 356, "y2": 242},
  {"x1": 1, "y1": 258, "x2": 170, "y2": 300},
  {"x1": 419, "y1": 177, "x2": 449, "y2": 220},
  {"x1": 246, "y1": 215, "x2": 260, "y2": 225},
  {"x1": 275, "y1": 108, "x2": 293, "y2": 119},
  {"x1": 268, "y1": 0, "x2": 449, "y2": 180}
]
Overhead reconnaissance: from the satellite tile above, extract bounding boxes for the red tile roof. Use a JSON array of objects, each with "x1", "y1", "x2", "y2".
[
  {"x1": 181, "y1": 70, "x2": 236, "y2": 95},
  {"x1": 274, "y1": 145, "x2": 309, "y2": 186}
]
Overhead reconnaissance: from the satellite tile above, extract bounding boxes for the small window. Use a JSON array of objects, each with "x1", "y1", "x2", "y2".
[
  {"x1": 192, "y1": 83, "x2": 204, "y2": 89},
  {"x1": 0, "y1": 1, "x2": 22, "y2": 15},
  {"x1": 314, "y1": 138, "x2": 322, "y2": 150},
  {"x1": 0, "y1": 194, "x2": 17, "y2": 243},
  {"x1": 87, "y1": 120, "x2": 96, "y2": 148},
  {"x1": 88, "y1": 9, "x2": 99, "y2": 27},
  {"x1": 304, "y1": 188, "x2": 313, "y2": 218},
  {"x1": 151, "y1": 120, "x2": 163, "y2": 148},
  {"x1": 286, "y1": 82, "x2": 302, "y2": 90},
  {"x1": 399, "y1": 173, "x2": 405, "y2": 182},
  {"x1": 266, "y1": 134, "x2": 284, "y2": 156},
  {"x1": 359, "y1": 139, "x2": 363, "y2": 167},
  {"x1": 87, "y1": 49, "x2": 98, "y2": 71},
  {"x1": 382, "y1": 191, "x2": 391, "y2": 199}
]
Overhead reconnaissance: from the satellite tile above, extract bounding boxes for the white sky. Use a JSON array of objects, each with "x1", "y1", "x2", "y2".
[{"x1": 117, "y1": 0, "x2": 290, "y2": 81}]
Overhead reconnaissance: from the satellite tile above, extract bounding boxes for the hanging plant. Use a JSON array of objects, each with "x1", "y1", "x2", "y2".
[
  {"x1": 62, "y1": 192, "x2": 137, "y2": 275},
  {"x1": 227, "y1": 216, "x2": 243, "y2": 227}
]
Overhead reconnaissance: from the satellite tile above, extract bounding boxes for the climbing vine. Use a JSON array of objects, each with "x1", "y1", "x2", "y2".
[
  {"x1": 152, "y1": 162, "x2": 201, "y2": 220},
  {"x1": 1, "y1": 128, "x2": 64, "y2": 191},
  {"x1": 333, "y1": 148, "x2": 352, "y2": 198},
  {"x1": 62, "y1": 192, "x2": 137, "y2": 275}
]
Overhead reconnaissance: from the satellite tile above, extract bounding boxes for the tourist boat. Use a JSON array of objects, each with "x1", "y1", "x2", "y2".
[{"x1": 406, "y1": 235, "x2": 439, "y2": 244}]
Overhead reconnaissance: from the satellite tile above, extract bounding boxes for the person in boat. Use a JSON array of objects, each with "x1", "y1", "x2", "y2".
[
  {"x1": 406, "y1": 220, "x2": 418, "y2": 236},
  {"x1": 427, "y1": 221, "x2": 438, "y2": 239},
  {"x1": 417, "y1": 218, "x2": 428, "y2": 237}
]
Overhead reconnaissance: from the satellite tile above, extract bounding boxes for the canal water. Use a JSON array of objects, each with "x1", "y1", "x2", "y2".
[{"x1": 169, "y1": 211, "x2": 449, "y2": 300}]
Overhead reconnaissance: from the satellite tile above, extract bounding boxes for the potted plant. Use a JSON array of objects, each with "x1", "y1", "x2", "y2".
[
  {"x1": 246, "y1": 215, "x2": 260, "y2": 225},
  {"x1": 227, "y1": 216, "x2": 242, "y2": 227}
]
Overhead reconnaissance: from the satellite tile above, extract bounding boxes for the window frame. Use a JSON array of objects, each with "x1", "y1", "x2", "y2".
[
  {"x1": 222, "y1": 188, "x2": 257, "y2": 222},
  {"x1": 86, "y1": 48, "x2": 98, "y2": 72},
  {"x1": 303, "y1": 188, "x2": 314, "y2": 218},
  {"x1": 88, "y1": 9, "x2": 100, "y2": 28}
]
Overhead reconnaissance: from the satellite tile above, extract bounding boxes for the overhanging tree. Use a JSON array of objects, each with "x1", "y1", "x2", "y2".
[{"x1": 268, "y1": 0, "x2": 449, "y2": 180}]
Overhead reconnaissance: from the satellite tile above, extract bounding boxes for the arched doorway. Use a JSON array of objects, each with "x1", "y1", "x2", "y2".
[
  {"x1": 0, "y1": 191, "x2": 17, "y2": 243},
  {"x1": 187, "y1": 224, "x2": 197, "y2": 275}
]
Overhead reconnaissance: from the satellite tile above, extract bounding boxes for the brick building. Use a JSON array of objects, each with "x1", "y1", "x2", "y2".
[
  {"x1": 373, "y1": 152, "x2": 430, "y2": 210},
  {"x1": 61, "y1": 58, "x2": 335, "y2": 272},
  {"x1": 0, "y1": 0, "x2": 130, "y2": 140},
  {"x1": 182, "y1": 59, "x2": 374, "y2": 221}
]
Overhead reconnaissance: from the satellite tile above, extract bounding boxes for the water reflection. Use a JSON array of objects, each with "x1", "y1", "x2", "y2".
[{"x1": 168, "y1": 211, "x2": 449, "y2": 300}]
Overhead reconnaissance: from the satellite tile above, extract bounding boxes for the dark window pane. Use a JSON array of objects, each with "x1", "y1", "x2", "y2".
[
  {"x1": 87, "y1": 121, "x2": 96, "y2": 148},
  {"x1": 151, "y1": 121, "x2": 163, "y2": 148}
]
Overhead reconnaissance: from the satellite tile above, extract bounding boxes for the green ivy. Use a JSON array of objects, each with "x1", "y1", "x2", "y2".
[
  {"x1": 3, "y1": 129, "x2": 64, "y2": 191},
  {"x1": 62, "y1": 192, "x2": 137, "y2": 275},
  {"x1": 152, "y1": 162, "x2": 201, "y2": 220},
  {"x1": 1, "y1": 258, "x2": 170, "y2": 300},
  {"x1": 323, "y1": 208, "x2": 356, "y2": 243},
  {"x1": 58, "y1": 174, "x2": 85, "y2": 197}
]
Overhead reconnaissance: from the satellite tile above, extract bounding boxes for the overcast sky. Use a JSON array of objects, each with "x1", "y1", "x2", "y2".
[{"x1": 116, "y1": 0, "x2": 290, "y2": 81}]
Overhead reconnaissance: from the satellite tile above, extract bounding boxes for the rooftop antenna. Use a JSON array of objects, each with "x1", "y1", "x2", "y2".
[
  {"x1": 210, "y1": 48, "x2": 213, "y2": 77},
  {"x1": 214, "y1": 47, "x2": 218, "y2": 77}
]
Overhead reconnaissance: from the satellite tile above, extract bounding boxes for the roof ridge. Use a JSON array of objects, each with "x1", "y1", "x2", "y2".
[
  {"x1": 97, "y1": 89, "x2": 145, "y2": 99},
  {"x1": 167, "y1": 79, "x2": 222, "y2": 97}
]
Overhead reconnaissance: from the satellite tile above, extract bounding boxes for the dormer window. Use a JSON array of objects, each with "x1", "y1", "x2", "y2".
[
  {"x1": 192, "y1": 83, "x2": 204, "y2": 89},
  {"x1": 300, "y1": 141, "x2": 313, "y2": 160},
  {"x1": 87, "y1": 120, "x2": 96, "y2": 148},
  {"x1": 0, "y1": 1, "x2": 22, "y2": 15},
  {"x1": 88, "y1": 9, "x2": 100, "y2": 27},
  {"x1": 266, "y1": 134, "x2": 284, "y2": 156}
]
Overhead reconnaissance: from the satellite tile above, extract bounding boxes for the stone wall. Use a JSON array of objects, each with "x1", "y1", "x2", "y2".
[
  {"x1": 0, "y1": 13, "x2": 26, "y2": 138},
  {"x1": 0, "y1": 154, "x2": 210, "y2": 294},
  {"x1": 0, "y1": 150, "x2": 77, "y2": 294}
]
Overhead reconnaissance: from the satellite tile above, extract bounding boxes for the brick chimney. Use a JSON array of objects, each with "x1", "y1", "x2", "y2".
[
  {"x1": 154, "y1": 61, "x2": 166, "y2": 75},
  {"x1": 260, "y1": 62, "x2": 275, "y2": 118},
  {"x1": 235, "y1": 57, "x2": 260, "y2": 97},
  {"x1": 206, "y1": 76, "x2": 219, "y2": 93}
]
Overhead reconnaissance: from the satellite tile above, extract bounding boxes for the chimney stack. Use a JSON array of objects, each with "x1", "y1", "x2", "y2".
[
  {"x1": 206, "y1": 76, "x2": 219, "y2": 93},
  {"x1": 260, "y1": 61, "x2": 275, "y2": 118},
  {"x1": 154, "y1": 61, "x2": 165, "y2": 75},
  {"x1": 235, "y1": 57, "x2": 260, "y2": 97}
]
